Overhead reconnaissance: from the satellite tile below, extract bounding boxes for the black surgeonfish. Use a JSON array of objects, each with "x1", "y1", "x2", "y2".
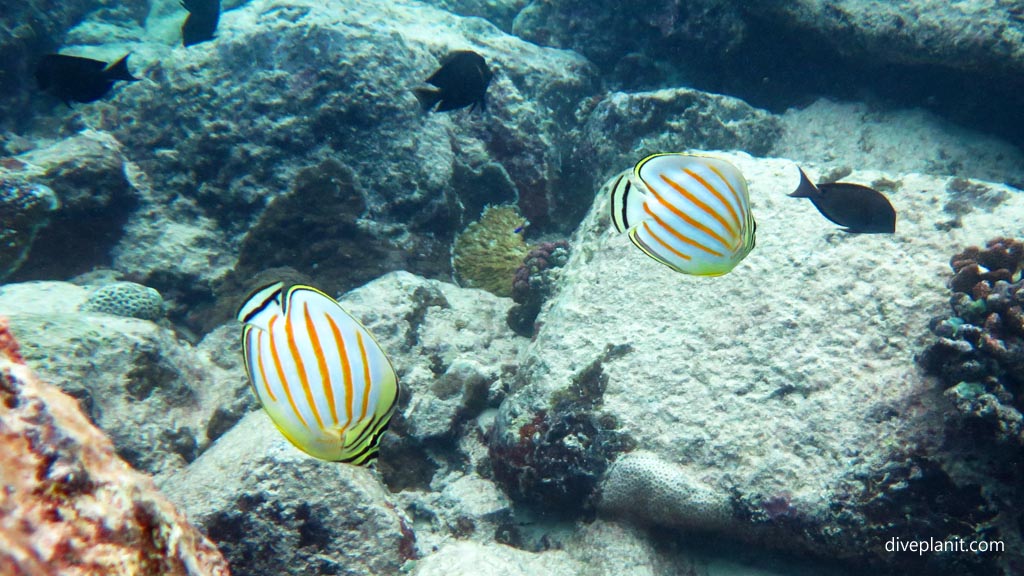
[
  {"x1": 35, "y1": 54, "x2": 138, "y2": 105},
  {"x1": 414, "y1": 50, "x2": 492, "y2": 113},
  {"x1": 789, "y1": 167, "x2": 896, "y2": 234},
  {"x1": 182, "y1": 0, "x2": 221, "y2": 47}
]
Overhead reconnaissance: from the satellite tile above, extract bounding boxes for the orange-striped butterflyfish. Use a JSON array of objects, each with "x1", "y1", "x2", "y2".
[
  {"x1": 237, "y1": 282, "x2": 399, "y2": 464},
  {"x1": 609, "y1": 153, "x2": 756, "y2": 276}
]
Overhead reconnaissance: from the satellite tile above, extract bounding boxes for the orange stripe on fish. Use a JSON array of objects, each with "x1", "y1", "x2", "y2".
[
  {"x1": 254, "y1": 330, "x2": 277, "y2": 402},
  {"x1": 357, "y1": 331, "x2": 371, "y2": 422},
  {"x1": 286, "y1": 306, "x2": 324, "y2": 430},
  {"x1": 304, "y1": 303, "x2": 338, "y2": 427},
  {"x1": 643, "y1": 202, "x2": 723, "y2": 257},
  {"x1": 673, "y1": 169, "x2": 737, "y2": 239},
  {"x1": 645, "y1": 179, "x2": 731, "y2": 249},
  {"x1": 642, "y1": 221, "x2": 692, "y2": 262},
  {"x1": 706, "y1": 164, "x2": 743, "y2": 232},
  {"x1": 684, "y1": 167, "x2": 741, "y2": 238},
  {"x1": 325, "y1": 311, "x2": 354, "y2": 427},
  {"x1": 268, "y1": 315, "x2": 308, "y2": 428}
]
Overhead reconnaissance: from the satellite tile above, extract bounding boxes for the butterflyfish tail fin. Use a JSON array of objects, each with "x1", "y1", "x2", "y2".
[
  {"x1": 237, "y1": 281, "x2": 285, "y2": 332},
  {"x1": 788, "y1": 167, "x2": 821, "y2": 199},
  {"x1": 609, "y1": 170, "x2": 647, "y2": 233}
]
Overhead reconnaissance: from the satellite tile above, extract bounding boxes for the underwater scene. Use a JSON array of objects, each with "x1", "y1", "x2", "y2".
[{"x1": 2, "y1": 0, "x2": 1024, "y2": 575}]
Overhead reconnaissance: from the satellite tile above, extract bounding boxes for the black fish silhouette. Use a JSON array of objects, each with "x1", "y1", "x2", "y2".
[
  {"x1": 789, "y1": 168, "x2": 896, "y2": 234},
  {"x1": 35, "y1": 54, "x2": 138, "y2": 105},
  {"x1": 414, "y1": 50, "x2": 492, "y2": 113},
  {"x1": 182, "y1": 0, "x2": 220, "y2": 46}
]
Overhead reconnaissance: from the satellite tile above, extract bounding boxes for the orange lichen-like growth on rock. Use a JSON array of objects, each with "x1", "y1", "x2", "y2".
[
  {"x1": 0, "y1": 317, "x2": 24, "y2": 364},
  {"x1": 0, "y1": 317, "x2": 232, "y2": 576}
]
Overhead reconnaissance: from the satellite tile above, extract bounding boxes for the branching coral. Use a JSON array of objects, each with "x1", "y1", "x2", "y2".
[
  {"x1": 919, "y1": 237, "x2": 1024, "y2": 446},
  {"x1": 451, "y1": 205, "x2": 529, "y2": 298}
]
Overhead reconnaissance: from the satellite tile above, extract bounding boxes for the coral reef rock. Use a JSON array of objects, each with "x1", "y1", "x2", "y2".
[
  {"x1": 0, "y1": 317, "x2": 230, "y2": 576},
  {"x1": 73, "y1": 0, "x2": 596, "y2": 286},
  {"x1": 508, "y1": 239, "x2": 570, "y2": 337},
  {"x1": 452, "y1": 204, "x2": 530, "y2": 298},
  {"x1": 0, "y1": 281, "x2": 248, "y2": 477},
  {"x1": 745, "y1": 1, "x2": 1024, "y2": 79},
  {"x1": 0, "y1": 175, "x2": 58, "y2": 280},
  {"x1": 491, "y1": 151, "x2": 1024, "y2": 574},
  {"x1": 337, "y1": 271, "x2": 523, "y2": 460},
  {"x1": 921, "y1": 237, "x2": 1024, "y2": 447},
  {"x1": 411, "y1": 541, "x2": 582, "y2": 576},
  {"x1": 7, "y1": 130, "x2": 140, "y2": 280},
  {"x1": 80, "y1": 281, "x2": 166, "y2": 321},
  {"x1": 159, "y1": 411, "x2": 414, "y2": 576},
  {"x1": 576, "y1": 88, "x2": 782, "y2": 182}
]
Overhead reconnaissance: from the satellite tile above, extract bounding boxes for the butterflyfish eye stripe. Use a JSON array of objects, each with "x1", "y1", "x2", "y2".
[
  {"x1": 237, "y1": 282, "x2": 400, "y2": 463},
  {"x1": 609, "y1": 153, "x2": 756, "y2": 276}
]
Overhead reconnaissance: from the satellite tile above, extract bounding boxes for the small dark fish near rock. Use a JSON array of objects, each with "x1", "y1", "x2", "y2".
[
  {"x1": 181, "y1": 0, "x2": 221, "y2": 47},
  {"x1": 414, "y1": 50, "x2": 492, "y2": 113},
  {"x1": 35, "y1": 54, "x2": 138, "y2": 106},
  {"x1": 789, "y1": 167, "x2": 896, "y2": 233}
]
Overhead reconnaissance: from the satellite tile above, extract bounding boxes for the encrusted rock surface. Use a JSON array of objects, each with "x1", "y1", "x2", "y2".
[
  {"x1": 572, "y1": 87, "x2": 783, "y2": 205},
  {"x1": 80, "y1": 281, "x2": 166, "y2": 321},
  {"x1": 160, "y1": 412, "x2": 414, "y2": 576},
  {"x1": 0, "y1": 281, "x2": 248, "y2": 477},
  {"x1": 492, "y1": 151, "x2": 1024, "y2": 574},
  {"x1": 411, "y1": 541, "x2": 583, "y2": 576},
  {"x1": 0, "y1": 317, "x2": 230, "y2": 576},
  {"x1": 7, "y1": 130, "x2": 140, "y2": 280},
  {"x1": 745, "y1": 1, "x2": 1024, "y2": 77},
  {"x1": 0, "y1": 175, "x2": 58, "y2": 280},
  {"x1": 338, "y1": 271, "x2": 523, "y2": 445}
]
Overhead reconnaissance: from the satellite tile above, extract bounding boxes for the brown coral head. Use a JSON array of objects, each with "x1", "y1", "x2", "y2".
[
  {"x1": 950, "y1": 246, "x2": 981, "y2": 273},
  {"x1": 978, "y1": 237, "x2": 1024, "y2": 274},
  {"x1": 971, "y1": 281, "x2": 992, "y2": 301},
  {"x1": 950, "y1": 263, "x2": 982, "y2": 295}
]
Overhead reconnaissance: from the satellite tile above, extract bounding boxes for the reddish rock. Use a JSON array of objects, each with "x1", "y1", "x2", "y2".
[{"x1": 0, "y1": 318, "x2": 231, "y2": 576}]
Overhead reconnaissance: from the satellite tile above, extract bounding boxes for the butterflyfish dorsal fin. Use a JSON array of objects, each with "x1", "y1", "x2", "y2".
[{"x1": 237, "y1": 282, "x2": 285, "y2": 332}]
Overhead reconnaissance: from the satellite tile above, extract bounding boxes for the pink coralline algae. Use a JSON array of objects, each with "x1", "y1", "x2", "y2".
[{"x1": 0, "y1": 317, "x2": 231, "y2": 576}]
